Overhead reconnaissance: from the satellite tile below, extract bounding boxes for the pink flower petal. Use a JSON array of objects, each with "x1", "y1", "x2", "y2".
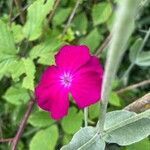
[
  {"x1": 38, "y1": 65, "x2": 61, "y2": 87},
  {"x1": 74, "y1": 56, "x2": 103, "y2": 75},
  {"x1": 35, "y1": 66, "x2": 70, "y2": 120},
  {"x1": 71, "y1": 57, "x2": 103, "y2": 108},
  {"x1": 55, "y1": 45, "x2": 91, "y2": 72},
  {"x1": 36, "y1": 83, "x2": 69, "y2": 120},
  {"x1": 50, "y1": 89, "x2": 69, "y2": 120}
]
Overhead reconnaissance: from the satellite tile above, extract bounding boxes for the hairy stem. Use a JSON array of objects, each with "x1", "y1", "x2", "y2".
[{"x1": 99, "y1": 0, "x2": 140, "y2": 133}]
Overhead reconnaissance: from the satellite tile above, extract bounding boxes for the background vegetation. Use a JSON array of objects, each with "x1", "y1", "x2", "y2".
[{"x1": 0, "y1": 0, "x2": 149, "y2": 149}]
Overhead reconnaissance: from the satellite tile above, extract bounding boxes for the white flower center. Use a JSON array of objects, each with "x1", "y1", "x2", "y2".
[{"x1": 60, "y1": 72, "x2": 73, "y2": 88}]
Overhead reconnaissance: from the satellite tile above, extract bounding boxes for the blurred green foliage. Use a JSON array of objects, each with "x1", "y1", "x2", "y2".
[{"x1": 0, "y1": 0, "x2": 150, "y2": 150}]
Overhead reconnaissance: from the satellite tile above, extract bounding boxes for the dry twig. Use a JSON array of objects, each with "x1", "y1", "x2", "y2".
[
  {"x1": 124, "y1": 93, "x2": 150, "y2": 113},
  {"x1": 14, "y1": 0, "x2": 25, "y2": 24},
  {"x1": 117, "y1": 79, "x2": 150, "y2": 94},
  {"x1": 0, "y1": 138, "x2": 13, "y2": 143},
  {"x1": 62, "y1": 0, "x2": 82, "y2": 36},
  {"x1": 11, "y1": 99, "x2": 35, "y2": 150},
  {"x1": 95, "y1": 34, "x2": 111, "y2": 56},
  {"x1": 48, "y1": 0, "x2": 61, "y2": 24}
]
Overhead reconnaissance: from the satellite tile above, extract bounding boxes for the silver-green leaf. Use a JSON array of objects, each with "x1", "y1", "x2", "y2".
[
  {"x1": 61, "y1": 127, "x2": 105, "y2": 150},
  {"x1": 103, "y1": 110, "x2": 150, "y2": 146}
]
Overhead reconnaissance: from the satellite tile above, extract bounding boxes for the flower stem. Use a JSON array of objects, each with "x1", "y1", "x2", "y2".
[
  {"x1": 98, "y1": 0, "x2": 141, "y2": 133},
  {"x1": 84, "y1": 107, "x2": 88, "y2": 127}
]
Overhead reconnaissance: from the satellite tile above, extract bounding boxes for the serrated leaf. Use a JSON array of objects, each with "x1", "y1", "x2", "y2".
[
  {"x1": 53, "y1": 8, "x2": 72, "y2": 26},
  {"x1": 30, "y1": 125, "x2": 58, "y2": 150},
  {"x1": 38, "y1": 52, "x2": 55, "y2": 65},
  {"x1": 0, "y1": 57, "x2": 18, "y2": 77},
  {"x1": 0, "y1": 20, "x2": 20, "y2": 77},
  {"x1": 103, "y1": 110, "x2": 150, "y2": 146},
  {"x1": 79, "y1": 28, "x2": 103, "y2": 52},
  {"x1": 92, "y1": 2, "x2": 112, "y2": 26},
  {"x1": 129, "y1": 38, "x2": 143, "y2": 63},
  {"x1": 29, "y1": 37, "x2": 63, "y2": 65},
  {"x1": 11, "y1": 23, "x2": 24, "y2": 43},
  {"x1": 61, "y1": 107, "x2": 83, "y2": 134},
  {"x1": 3, "y1": 84, "x2": 30, "y2": 105},
  {"x1": 135, "y1": 51, "x2": 150, "y2": 66},
  {"x1": 10, "y1": 59, "x2": 25, "y2": 81},
  {"x1": 22, "y1": 58, "x2": 36, "y2": 91},
  {"x1": 29, "y1": 110, "x2": 54, "y2": 127},
  {"x1": 23, "y1": 0, "x2": 54, "y2": 41},
  {"x1": 0, "y1": 20, "x2": 16, "y2": 54},
  {"x1": 61, "y1": 127, "x2": 105, "y2": 150}
]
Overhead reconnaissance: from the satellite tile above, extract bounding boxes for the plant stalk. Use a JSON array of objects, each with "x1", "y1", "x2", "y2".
[{"x1": 98, "y1": 0, "x2": 141, "y2": 133}]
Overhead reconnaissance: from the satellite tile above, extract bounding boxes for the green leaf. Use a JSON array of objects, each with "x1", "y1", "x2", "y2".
[
  {"x1": 30, "y1": 125, "x2": 58, "y2": 150},
  {"x1": 0, "y1": 57, "x2": 18, "y2": 77},
  {"x1": 0, "y1": 20, "x2": 20, "y2": 77},
  {"x1": 61, "y1": 127, "x2": 105, "y2": 150},
  {"x1": 37, "y1": 52, "x2": 55, "y2": 65},
  {"x1": 92, "y1": 2, "x2": 112, "y2": 26},
  {"x1": 61, "y1": 107, "x2": 83, "y2": 134},
  {"x1": 29, "y1": 110, "x2": 54, "y2": 127},
  {"x1": 109, "y1": 92, "x2": 121, "y2": 107},
  {"x1": 0, "y1": 20, "x2": 17, "y2": 54},
  {"x1": 103, "y1": 110, "x2": 150, "y2": 146},
  {"x1": 73, "y1": 12, "x2": 88, "y2": 35},
  {"x1": 79, "y1": 28, "x2": 103, "y2": 52},
  {"x1": 104, "y1": 110, "x2": 136, "y2": 130},
  {"x1": 22, "y1": 58, "x2": 36, "y2": 91},
  {"x1": 107, "y1": 12, "x2": 115, "y2": 31},
  {"x1": 126, "y1": 138, "x2": 150, "y2": 150},
  {"x1": 129, "y1": 38, "x2": 143, "y2": 63},
  {"x1": 62, "y1": 28, "x2": 75, "y2": 42},
  {"x1": 63, "y1": 134, "x2": 73, "y2": 145},
  {"x1": 23, "y1": 0, "x2": 54, "y2": 41},
  {"x1": 11, "y1": 23, "x2": 24, "y2": 43},
  {"x1": 10, "y1": 59, "x2": 25, "y2": 81},
  {"x1": 29, "y1": 38, "x2": 63, "y2": 65},
  {"x1": 135, "y1": 51, "x2": 150, "y2": 66},
  {"x1": 12, "y1": 105, "x2": 27, "y2": 125},
  {"x1": 53, "y1": 8, "x2": 72, "y2": 26},
  {"x1": 3, "y1": 84, "x2": 30, "y2": 105},
  {"x1": 89, "y1": 102, "x2": 100, "y2": 119}
]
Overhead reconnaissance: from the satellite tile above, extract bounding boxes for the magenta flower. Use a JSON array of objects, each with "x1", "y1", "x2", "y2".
[{"x1": 35, "y1": 45, "x2": 103, "y2": 120}]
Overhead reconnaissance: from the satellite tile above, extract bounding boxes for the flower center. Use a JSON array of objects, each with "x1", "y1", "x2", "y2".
[{"x1": 60, "y1": 72, "x2": 73, "y2": 88}]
